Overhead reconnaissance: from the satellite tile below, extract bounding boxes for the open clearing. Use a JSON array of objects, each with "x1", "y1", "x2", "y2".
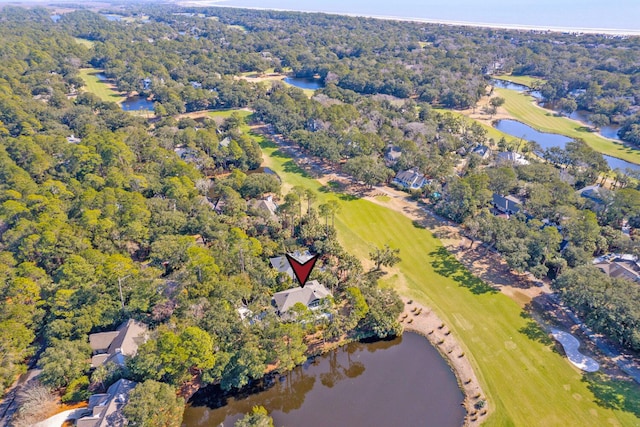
[
  {"x1": 495, "y1": 87, "x2": 640, "y2": 165},
  {"x1": 73, "y1": 37, "x2": 95, "y2": 48},
  {"x1": 78, "y1": 68, "x2": 125, "y2": 104},
  {"x1": 250, "y1": 121, "x2": 640, "y2": 427}
]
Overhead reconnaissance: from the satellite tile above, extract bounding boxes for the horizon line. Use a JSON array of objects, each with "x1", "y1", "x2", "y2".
[{"x1": 176, "y1": 1, "x2": 640, "y2": 36}]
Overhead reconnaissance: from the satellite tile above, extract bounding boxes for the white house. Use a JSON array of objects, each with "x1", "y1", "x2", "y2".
[{"x1": 392, "y1": 169, "x2": 429, "y2": 190}]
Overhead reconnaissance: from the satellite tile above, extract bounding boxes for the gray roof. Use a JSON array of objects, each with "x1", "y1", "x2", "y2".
[
  {"x1": 393, "y1": 169, "x2": 429, "y2": 189},
  {"x1": 497, "y1": 151, "x2": 530, "y2": 165},
  {"x1": 77, "y1": 379, "x2": 137, "y2": 427},
  {"x1": 272, "y1": 280, "x2": 332, "y2": 314},
  {"x1": 492, "y1": 193, "x2": 522, "y2": 214},
  {"x1": 249, "y1": 197, "x2": 278, "y2": 217},
  {"x1": 89, "y1": 319, "x2": 148, "y2": 368},
  {"x1": 269, "y1": 251, "x2": 312, "y2": 279}
]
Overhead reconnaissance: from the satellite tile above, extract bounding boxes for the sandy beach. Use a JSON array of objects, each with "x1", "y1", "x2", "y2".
[{"x1": 175, "y1": 2, "x2": 640, "y2": 36}]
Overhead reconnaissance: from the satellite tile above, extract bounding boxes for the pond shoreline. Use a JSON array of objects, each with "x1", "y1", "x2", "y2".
[{"x1": 399, "y1": 298, "x2": 488, "y2": 427}]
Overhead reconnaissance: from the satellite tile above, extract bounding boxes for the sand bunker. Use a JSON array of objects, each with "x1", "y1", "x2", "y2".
[{"x1": 551, "y1": 329, "x2": 599, "y2": 372}]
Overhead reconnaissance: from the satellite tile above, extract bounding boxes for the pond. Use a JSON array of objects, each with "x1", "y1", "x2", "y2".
[
  {"x1": 491, "y1": 78, "x2": 623, "y2": 141},
  {"x1": 495, "y1": 119, "x2": 640, "y2": 171},
  {"x1": 284, "y1": 76, "x2": 325, "y2": 91},
  {"x1": 121, "y1": 96, "x2": 155, "y2": 112},
  {"x1": 182, "y1": 332, "x2": 465, "y2": 427},
  {"x1": 246, "y1": 166, "x2": 280, "y2": 179}
]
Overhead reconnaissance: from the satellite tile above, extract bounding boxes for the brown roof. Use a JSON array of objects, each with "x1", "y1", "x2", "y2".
[
  {"x1": 88, "y1": 319, "x2": 148, "y2": 367},
  {"x1": 595, "y1": 261, "x2": 640, "y2": 282}
]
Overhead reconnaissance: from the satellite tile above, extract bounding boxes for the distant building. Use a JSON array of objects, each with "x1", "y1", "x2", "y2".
[
  {"x1": 174, "y1": 146, "x2": 199, "y2": 162},
  {"x1": 219, "y1": 137, "x2": 231, "y2": 148},
  {"x1": 492, "y1": 193, "x2": 523, "y2": 215},
  {"x1": 576, "y1": 185, "x2": 609, "y2": 207},
  {"x1": 384, "y1": 146, "x2": 402, "y2": 166},
  {"x1": 190, "y1": 81, "x2": 202, "y2": 89},
  {"x1": 471, "y1": 145, "x2": 491, "y2": 159},
  {"x1": 248, "y1": 195, "x2": 278, "y2": 218},
  {"x1": 66, "y1": 134, "x2": 82, "y2": 144},
  {"x1": 392, "y1": 169, "x2": 429, "y2": 190},
  {"x1": 269, "y1": 251, "x2": 313, "y2": 280},
  {"x1": 76, "y1": 379, "x2": 137, "y2": 427},
  {"x1": 593, "y1": 254, "x2": 640, "y2": 282},
  {"x1": 89, "y1": 319, "x2": 148, "y2": 368},
  {"x1": 271, "y1": 280, "x2": 332, "y2": 316},
  {"x1": 496, "y1": 151, "x2": 530, "y2": 166}
]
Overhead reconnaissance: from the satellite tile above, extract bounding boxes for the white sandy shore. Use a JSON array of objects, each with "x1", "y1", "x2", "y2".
[{"x1": 175, "y1": 1, "x2": 640, "y2": 36}]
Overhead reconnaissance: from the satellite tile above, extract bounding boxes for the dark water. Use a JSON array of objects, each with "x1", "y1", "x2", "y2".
[
  {"x1": 491, "y1": 78, "x2": 623, "y2": 141},
  {"x1": 284, "y1": 77, "x2": 325, "y2": 90},
  {"x1": 495, "y1": 119, "x2": 640, "y2": 171},
  {"x1": 182, "y1": 332, "x2": 465, "y2": 427},
  {"x1": 101, "y1": 14, "x2": 123, "y2": 22},
  {"x1": 121, "y1": 96, "x2": 155, "y2": 111},
  {"x1": 247, "y1": 166, "x2": 279, "y2": 177}
]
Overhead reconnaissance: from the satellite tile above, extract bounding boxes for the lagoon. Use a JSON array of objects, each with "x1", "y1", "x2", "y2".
[
  {"x1": 284, "y1": 76, "x2": 325, "y2": 91},
  {"x1": 495, "y1": 119, "x2": 640, "y2": 171},
  {"x1": 182, "y1": 332, "x2": 465, "y2": 427}
]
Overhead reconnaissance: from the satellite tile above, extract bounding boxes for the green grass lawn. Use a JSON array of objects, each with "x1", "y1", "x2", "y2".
[
  {"x1": 435, "y1": 108, "x2": 517, "y2": 144},
  {"x1": 78, "y1": 68, "x2": 125, "y2": 104},
  {"x1": 496, "y1": 87, "x2": 640, "y2": 165},
  {"x1": 252, "y1": 128, "x2": 640, "y2": 426},
  {"x1": 73, "y1": 37, "x2": 95, "y2": 48},
  {"x1": 493, "y1": 74, "x2": 546, "y2": 87},
  {"x1": 207, "y1": 109, "x2": 253, "y2": 120}
]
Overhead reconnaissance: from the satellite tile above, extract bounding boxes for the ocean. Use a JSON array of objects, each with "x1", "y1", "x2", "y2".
[{"x1": 186, "y1": 0, "x2": 640, "y2": 34}]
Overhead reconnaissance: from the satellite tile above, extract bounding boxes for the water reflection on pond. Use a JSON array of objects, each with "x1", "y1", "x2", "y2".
[
  {"x1": 182, "y1": 332, "x2": 465, "y2": 427},
  {"x1": 284, "y1": 77, "x2": 325, "y2": 90},
  {"x1": 495, "y1": 119, "x2": 640, "y2": 171}
]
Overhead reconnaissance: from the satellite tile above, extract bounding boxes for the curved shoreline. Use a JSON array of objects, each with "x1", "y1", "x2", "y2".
[
  {"x1": 178, "y1": 2, "x2": 640, "y2": 36},
  {"x1": 398, "y1": 298, "x2": 489, "y2": 427}
]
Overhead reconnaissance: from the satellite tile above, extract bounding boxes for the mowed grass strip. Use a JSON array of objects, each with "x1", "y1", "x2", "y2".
[
  {"x1": 496, "y1": 87, "x2": 640, "y2": 165},
  {"x1": 73, "y1": 37, "x2": 95, "y2": 48},
  {"x1": 493, "y1": 74, "x2": 546, "y2": 87},
  {"x1": 255, "y1": 130, "x2": 640, "y2": 427},
  {"x1": 78, "y1": 68, "x2": 125, "y2": 104}
]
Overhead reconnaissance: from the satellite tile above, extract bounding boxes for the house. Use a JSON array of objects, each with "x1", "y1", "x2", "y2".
[
  {"x1": 577, "y1": 185, "x2": 608, "y2": 206},
  {"x1": 142, "y1": 78, "x2": 152, "y2": 90},
  {"x1": 174, "y1": 146, "x2": 199, "y2": 162},
  {"x1": 269, "y1": 251, "x2": 313, "y2": 279},
  {"x1": 492, "y1": 193, "x2": 523, "y2": 215},
  {"x1": 384, "y1": 146, "x2": 402, "y2": 166},
  {"x1": 248, "y1": 195, "x2": 278, "y2": 217},
  {"x1": 271, "y1": 280, "x2": 332, "y2": 316},
  {"x1": 594, "y1": 259, "x2": 640, "y2": 282},
  {"x1": 496, "y1": 151, "x2": 530, "y2": 165},
  {"x1": 190, "y1": 81, "x2": 203, "y2": 89},
  {"x1": 471, "y1": 145, "x2": 491, "y2": 159},
  {"x1": 66, "y1": 134, "x2": 81, "y2": 144},
  {"x1": 76, "y1": 379, "x2": 137, "y2": 427},
  {"x1": 89, "y1": 319, "x2": 148, "y2": 368},
  {"x1": 392, "y1": 169, "x2": 429, "y2": 190},
  {"x1": 219, "y1": 137, "x2": 231, "y2": 148}
]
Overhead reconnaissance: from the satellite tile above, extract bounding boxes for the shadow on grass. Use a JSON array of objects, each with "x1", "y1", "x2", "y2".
[
  {"x1": 428, "y1": 246, "x2": 497, "y2": 295},
  {"x1": 582, "y1": 372, "x2": 640, "y2": 418},
  {"x1": 518, "y1": 320, "x2": 553, "y2": 346}
]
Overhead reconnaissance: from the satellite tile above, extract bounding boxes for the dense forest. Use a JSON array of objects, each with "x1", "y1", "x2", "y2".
[{"x1": 0, "y1": 4, "x2": 639, "y2": 425}]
